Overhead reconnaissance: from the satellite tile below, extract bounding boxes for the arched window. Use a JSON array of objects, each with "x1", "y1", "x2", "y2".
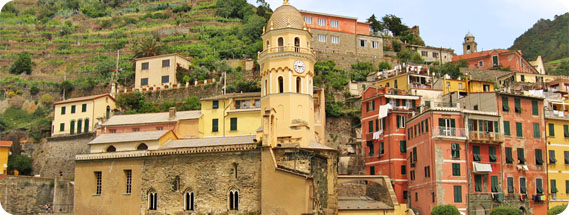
[
  {"x1": 229, "y1": 189, "x2": 239, "y2": 210},
  {"x1": 148, "y1": 190, "x2": 157, "y2": 210},
  {"x1": 172, "y1": 176, "x2": 180, "y2": 192},
  {"x1": 278, "y1": 77, "x2": 284, "y2": 93},
  {"x1": 70, "y1": 120, "x2": 75, "y2": 135},
  {"x1": 264, "y1": 79, "x2": 268, "y2": 96},
  {"x1": 296, "y1": 77, "x2": 301, "y2": 93},
  {"x1": 84, "y1": 118, "x2": 89, "y2": 133},
  {"x1": 266, "y1": 40, "x2": 270, "y2": 49},
  {"x1": 106, "y1": 106, "x2": 111, "y2": 119},
  {"x1": 106, "y1": 145, "x2": 116, "y2": 152},
  {"x1": 77, "y1": 119, "x2": 82, "y2": 134},
  {"x1": 294, "y1": 37, "x2": 300, "y2": 52},
  {"x1": 184, "y1": 191, "x2": 195, "y2": 211},
  {"x1": 277, "y1": 37, "x2": 284, "y2": 52},
  {"x1": 137, "y1": 143, "x2": 148, "y2": 150}
]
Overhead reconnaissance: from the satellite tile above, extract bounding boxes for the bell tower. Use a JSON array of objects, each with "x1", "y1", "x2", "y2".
[
  {"x1": 463, "y1": 32, "x2": 477, "y2": 54},
  {"x1": 258, "y1": 0, "x2": 317, "y2": 147}
]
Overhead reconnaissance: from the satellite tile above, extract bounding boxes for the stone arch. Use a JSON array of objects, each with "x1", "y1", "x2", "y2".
[
  {"x1": 228, "y1": 187, "x2": 240, "y2": 210},
  {"x1": 183, "y1": 188, "x2": 195, "y2": 211},
  {"x1": 147, "y1": 188, "x2": 157, "y2": 210},
  {"x1": 296, "y1": 77, "x2": 301, "y2": 93}
]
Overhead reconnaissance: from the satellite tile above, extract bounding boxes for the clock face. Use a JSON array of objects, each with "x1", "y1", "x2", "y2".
[{"x1": 294, "y1": 60, "x2": 306, "y2": 74}]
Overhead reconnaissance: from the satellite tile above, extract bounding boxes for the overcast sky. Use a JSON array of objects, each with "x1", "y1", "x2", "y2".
[{"x1": 248, "y1": 0, "x2": 569, "y2": 56}]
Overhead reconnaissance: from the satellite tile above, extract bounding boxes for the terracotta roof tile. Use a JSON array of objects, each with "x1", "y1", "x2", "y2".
[{"x1": 0, "y1": 141, "x2": 12, "y2": 147}]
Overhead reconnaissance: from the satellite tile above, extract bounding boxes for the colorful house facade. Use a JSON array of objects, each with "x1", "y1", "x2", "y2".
[
  {"x1": 52, "y1": 94, "x2": 116, "y2": 136},
  {"x1": 545, "y1": 98, "x2": 569, "y2": 208}
]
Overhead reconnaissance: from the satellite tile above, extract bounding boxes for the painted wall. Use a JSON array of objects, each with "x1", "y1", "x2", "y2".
[
  {"x1": 135, "y1": 55, "x2": 191, "y2": 89},
  {"x1": 0, "y1": 146, "x2": 9, "y2": 174},
  {"x1": 52, "y1": 95, "x2": 116, "y2": 136},
  {"x1": 545, "y1": 117, "x2": 569, "y2": 208},
  {"x1": 200, "y1": 98, "x2": 261, "y2": 138}
]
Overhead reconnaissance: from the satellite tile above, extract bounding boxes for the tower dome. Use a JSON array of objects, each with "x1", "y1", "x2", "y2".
[
  {"x1": 266, "y1": 1, "x2": 305, "y2": 32},
  {"x1": 465, "y1": 32, "x2": 474, "y2": 38}
]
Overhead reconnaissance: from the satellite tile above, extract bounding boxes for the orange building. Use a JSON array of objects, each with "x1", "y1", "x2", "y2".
[{"x1": 452, "y1": 49, "x2": 537, "y2": 74}]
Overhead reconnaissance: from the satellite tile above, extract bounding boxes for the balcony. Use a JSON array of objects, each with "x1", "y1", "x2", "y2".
[
  {"x1": 545, "y1": 110, "x2": 569, "y2": 120},
  {"x1": 469, "y1": 131, "x2": 504, "y2": 143},
  {"x1": 433, "y1": 127, "x2": 466, "y2": 139},
  {"x1": 258, "y1": 46, "x2": 315, "y2": 60}
]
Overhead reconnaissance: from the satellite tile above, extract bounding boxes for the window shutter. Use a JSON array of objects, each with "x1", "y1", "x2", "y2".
[
  {"x1": 230, "y1": 118, "x2": 237, "y2": 131},
  {"x1": 536, "y1": 179, "x2": 543, "y2": 194},
  {"x1": 454, "y1": 186, "x2": 462, "y2": 203},
  {"x1": 450, "y1": 119, "x2": 456, "y2": 128},
  {"x1": 439, "y1": 118, "x2": 445, "y2": 127},
  {"x1": 533, "y1": 123, "x2": 540, "y2": 138},
  {"x1": 551, "y1": 180, "x2": 558, "y2": 193},
  {"x1": 566, "y1": 180, "x2": 569, "y2": 194},
  {"x1": 413, "y1": 147, "x2": 417, "y2": 162},
  {"x1": 520, "y1": 178, "x2": 527, "y2": 193},
  {"x1": 468, "y1": 119, "x2": 473, "y2": 131},
  {"x1": 369, "y1": 120, "x2": 373, "y2": 133},
  {"x1": 400, "y1": 141, "x2": 406, "y2": 153},
  {"x1": 532, "y1": 100, "x2": 538, "y2": 115},
  {"x1": 517, "y1": 148, "x2": 525, "y2": 164},
  {"x1": 375, "y1": 119, "x2": 379, "y2": 131},
  {"x1": 514, "y1": 98, "x2": 522, "y2": 113},
  {"x1": 550, "y1": 150, "x2": 557, "y2": 163},
  {"x1": 504, "y1": 121, "x2": 510, "y2": 136},
  {"x1": 452, "y1": 163, "x2": 460, "y2": 176},
  {"x1": 535, "y1": 149, "x2": 543, "y2": 165},
  {"x1": 516, "y1": 122, "x2": 523, "y2": 138},
  {"x1": 494, "y1": 121, "x2": 499, "y2": 132},
  {"x1": 502, "y1": 97, "x2": 509, "y2": 111},
  {"x1": 475, "y1": 175, "x2": 482, "y2": 192},
  {"x1": 489, "y1": 147, "x2": 497, "y2": 162},
  {"x1": 491, "y1": 176, "x2": 499, "y2": 192},
  {"x1": 505, "y1": 147, "x2": 513, "y2": 163},
  {"x1": 507, "y1": 177, "x2": 514, "y2": 193},
  {"x1": 565, "y1": 151, "x2": 569, "y2": 164},
  {"x1": 565, "y1": 125, "x2": 569, "y2": 137},
  {"x1": 473, "y1": 146, "x2": 481, "y2": 161},
  {"x1": 549, "y1": 124, "x2": 555, "y2": 137},
  {"x1": 396, "y1": 116, "x2": 401, "y2": 128}
]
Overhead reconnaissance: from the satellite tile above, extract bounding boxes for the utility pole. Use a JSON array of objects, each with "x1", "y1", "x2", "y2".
[{"x1": 223, "y1": 71, "x2": 227, "y2": 95}]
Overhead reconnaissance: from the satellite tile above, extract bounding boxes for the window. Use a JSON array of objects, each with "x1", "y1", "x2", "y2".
[
  {"x1": 61, "y1": 106, "x2": 66, "y2": 115},
  {"x1": 137, "y1": 143, "x2": 148, "y2": 150},
  {"x1": 551, "y1": 180, "x2": 558, "y2": 194},
  {"x1": 549, "y1": 123, "x2": 555, "y2": 136},
  {"x1": 452, "y1": 163, "x2": 460, "y2": 176},
  {"x1": 213, "y1": 100, "x2": 219, "y2": 109},
  {"x1": 230, "y1": 118, "x2": 237, "y2": 131},
  {"x1": 109, "y1": 129, "x2": 116, "y2": 133},
  {"x1": 424, "y1": 166, "x2": 430, "y2": 178},
  {"x1": 371, "y1": 100, "x2": 375, "y2": 111},
  {"x1": 83, "y1": 118, "x2": 89, "y2": 133},
  {"x1": 400, "y1": 141, "x2": 406, "y2": 153},
  {"x1": 82, "y1": 104, "x2": 87, "y2": 112},
  {"x1": 106, "y1": 145, "x2": 116, "y2": 152},
  {"x1": 516, "y1": 122, "x2": 523, "y2": 138},
  {"x1": 550, "y1": 150, "x2": 557, "y2": 163},
  {"x1": 304, "y1": 16, "x2": 313, "y2": 24},
  {"x1": 148, "y1": 191, "x2": 157, "y2": 210},
  {"x1": 212, "y1": 119, "x2": 218, "y2": 132},
  {"x1": 533, "y1": 123, "x2": 540, "y2": 138},
  {"x1": 504, "y1": 121, "x2": 510, "y2": 136},
  {"x1": 368, "y1": 120, "x2": 373, "y2": 133},
  {"x1": 141, "y1": 78, "x2": 148, "y2": 86},
  {"x1": 505, "y1": 147, "x2": 513, "y2": 164},
  {"x1": 367, "y1": 141, "x2": 374, "y2": 157},
  {"x1": 278, "y1": 76, "x2": 284, "y2": 93},
  {"x1": 141, "y1": 62, "x2": 149, "y2": 70},
  {"x1": 566, "y1": 180, "x2": 569, "y2": 194},
  {"x1": 396, "y1": 115, "x2": 406, "y2": 128},
  {"x1": 532, "y1": 101, "x2": 538, "y2": 115},
  {"x1": 410, "y1": 170, "x2": 415, "y2": 180},
  {"x1": 359, "y1": 39, "x2": 366, "y2": 47},
  {"x1": 517, "y1": 148, "x2": 525, "y2": 164},
  {"x1": 473, "y1": 145, "x2": 481, "y2": 161},
  {"x1": 507, "y1": 177, "x2": 514, "y2": 193},
  {"x1": 536, "y1": 178, "x2": 543, "y2": 194},
  {"x1": 331, "y1": 36, "x2": 340, "y2": 44},
  {"x1": 401, "y1": 165, "x2": 406, "y2": 175},
  {"x1": 489, "y1": 146, "x2": 497, "y2": 162},
  {"x1": 479, "y1": 61, "x2": 484, "y2": 67},
  {"x1": 330, "y1": 20, "x2": 339, "y2": 28},
  {"x1": 125, "y1": 170, "x2": 132, "y2": 194},
  {"x1": 185, "y1": 191, "x2": 195, "y2": 211},
  {"x1": 425, "y1": 119, "x2": 429, "y2": 132},
  {"x1": 453, "y1": 186, "x2": 462, "y2": 203},
  {"x1": 77, "y1": 119, "x2": 82, "y2": 134},
  {"x1": 375, "y1": 119, "x2": 379, "y2": 132},
  {"x1": 521, "y1": 75, "x2": 525, "y2": 82},
  {"x1": 370, "y1": 166, "x2": 375, "y2": 175},
  {"x1": 536, "y1": 149, "x2": 543, "y2": 165},
  {"x1": 94, "y1": 171, "x2": 102, "y2": 195},
  {"x1": 372, "y1": 41, "x2": 380, "y2": 49},
  {"x1": 71, "y1": 105, "x2": 76, "y2": 114},
  {"x1": 565, "y1": 151, "x2": 569, "y2": 164},
  {"x1": 475, "y1": 175, "x2": 482, "y2": 192},
  {"x1": 229, "y1": 190, "x2": 239, "y2": 210},
  {"x1": 458, "y1": 83, "x2": 463, "y2": 89},
  {"x1": 415, "y1": 192, "x2": 418, "y2": 201},
  {"x1": 491, "y1": 176, "x2": 499, "y2": 192},
  {"x1": 421, "y1": 51, "x2": 428, "y2": 57},
  {"x1": 317, "y1": 18, "x2": 326, "y2": 26},
  {"x1": 514, "y1": 98, "x2": 522, "y2": 113},
  {"x1": 379, "y1": 142, "x2": 384, "y2": 155},
  {"x1": 492, "y1": 56, "x2": 499, "y2": 66},
  {"x1": 564, "y1": 125, "x2": 569, "y2": 137},
  {"x1": 162, "y1": 59, "x2": 170, "y2": 67},
  {"x1": 451, "y1": 143, "x2": 460, "y2": 159},
  {"x1": 520, "y1": 178, "x2": 527, "y2": 194},
  {"x1": 317, "y1": 34, "x2": 326, "y2": 42},
  {"x1": 59, "y1": 123, "x2": 65, "y2": 132},
  {"x1": 439, "y1": 118, "x2": 456, "y2": 136},
  {"x1": 502, "y1": 97, "x2": 509, "y2": 112},
  {"x1": 483, "y1": 85, "x2": 490, "y2": 91},
  {"x1": 412, "y1": 147, "x2": 417, "y2": 163},
  {"x1": 156, "y1": 127, "x2": 163, "y2": 130},
  {"x1": 432, "y1": 52, "x2": 439, "y2": 58},
  {"x1": 70, "y1": 120, "x2": 75, "y2": 135},
  {"x1": 394, "y1": 80, "x2": 398, "y2": 89},
  {"x1": 173, "y1": 176, "x2": 180, "y2": 192},
  {"x1": 161, "y1": 75, "x2": 169, "y2": 84}
]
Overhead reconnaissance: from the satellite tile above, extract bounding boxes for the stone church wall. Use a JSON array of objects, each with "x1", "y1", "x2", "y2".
[{"x1": 33, "y1": 133, "x2": 95, "y2": 179}]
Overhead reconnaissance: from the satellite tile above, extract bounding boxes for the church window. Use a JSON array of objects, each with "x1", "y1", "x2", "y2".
[
  {"x1": 172, "y1": 176, "x2": 180, "y2": 192},
  {"x1": 124, "y1": 170, "x2": 132, "y2": 194},
  {"x1": 296, "y1": 77, "x2": 301, "y2": 93},
  {"x1": 229, "y1": 189, "x2": 239, "y2": 210},
  {"x1": 106, "y1": 145, "x2": 116, "y2": 152},
  {"x1": 141, "y1": 62, "x2": 149, "y2": 70},
  {"x1": 278, "y1": 37, "x2": 284, "y2": 47},
  {"x1": 330, "y1": 20, "x2": 339, "y2": 28},
  {"x1": 137, "y1": 143, "x2": 148, "y2": 150},
  {"x1": 278, "y1": 77, "x2": 284, "y2": 93},
  {"x1": 148, "y1": 190, "x2": 157, "y2": 210},
  {"x1": 266, "y1": 40, "x2": 270, "y2": 49},
  {"x1": 162, "y1": 59, "x2": 170, "y2": 68},
  {"x1": 233, "y1": 163, "x2": 238, "y2": 178},
  {"x1": 317, "y1": 18, "x2": 326, "y2": 26},
  {"x1": 95, "y1": 171, "x2": 102, "y2": 195},
  {"x1": 184, "y1": 191, "x2": 195, "y2": 211},
  {"x1": 304, "y1": 16, "x2": 313, "y2": 24}
]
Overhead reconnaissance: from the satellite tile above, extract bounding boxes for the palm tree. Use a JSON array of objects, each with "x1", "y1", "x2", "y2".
[{"x1": 133, "y1": 36, "x2": 163, "y2": 58}]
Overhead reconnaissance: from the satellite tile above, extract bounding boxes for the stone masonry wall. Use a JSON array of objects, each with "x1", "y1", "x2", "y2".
[
  {"x1": 0, "y1": 176, "x2": 74, "y2": 215},
  {"x1": 140, "y1": 150, "x2": 261, "y2": 215},
  {"x1": 33, "y1": 133, "x2": 95, "y2": 179}
]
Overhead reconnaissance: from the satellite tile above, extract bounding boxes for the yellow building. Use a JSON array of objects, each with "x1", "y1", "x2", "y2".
[
  {"x1": 0, "y1": 141, "x2": 11, "y2": 175},
  {"x1": 134, "y1": 53, "x2": 191, "y2": 90},
  {"x1": 199, "y1": 92, "x2": 261, "y2": 137},
  {"x1": 439, "y1": 77, "x2": 494, "y2": 95},
  {"x1": 375, "y1": 72, "x2": 432, "y2": 92},
  {"x1": 545, "y1": 100, "x2": 569, "y2": 208},
  {"x1": 52, "y1": 94, "x2": 116, "y2": 136}
]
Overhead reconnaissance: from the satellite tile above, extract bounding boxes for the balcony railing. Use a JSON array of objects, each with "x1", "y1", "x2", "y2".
[
  {"x1": 433, "y1": 126, "x2": 466, "y2": 138},
  {"x1": 545, "y1": 110, "x2": 569, "y2": 120},
  {"x1": 258, "y1": 46, "x2": 315, "y2": 59},
  {"x1": 469, "y1": 131, "x2": 504, "y2": 143}
]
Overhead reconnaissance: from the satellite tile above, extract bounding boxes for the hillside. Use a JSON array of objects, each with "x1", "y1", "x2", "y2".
[{"x1": 509, "y1": 13, "x2": 569, "y2": 64}]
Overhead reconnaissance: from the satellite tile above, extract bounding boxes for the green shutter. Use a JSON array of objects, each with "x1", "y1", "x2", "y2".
[
  {"x1": 59, "y1": 123, "x2": 65, "y2": 132},
  {"x1": 413, "y1": 147, "x2": 417, "y2": 162},
  {"x1": 518, "y1": 148, "x2": 525, "y2": 164},
  {"x1": 564, "y1": 125, "x2": 569, "y2": 137},
  {"x1": 506, "y1": 147, "x2": 513, "y2": 163},
  {"x1": 425, "y1": 119, "x2": 429, "y2": 132},
  {"x1": 425, "y1": 101, "x2": 431, "y2": 108},
  {"x1": 84, "y1": 119, "x2": 89, "y2": 133},
  {"x1": 212, "y1": 100, "x2": 219, "y2": 109},
  {"x1": 566, "y1": 180, "x2": 569, "y2": 194},
  {"x1": 520, "y1": 178, "x2": 527, "y2": 193},
  {"x1": 439, "y1": 118, "x2": 445, "y2": 127},
  {"x1": 400, "y1": 141, "x2": 406, "y2": 153},
  {"x1": 550, "y1": 150, "x2": 557, "y2": 163},
  {"x1": 450, "y1": 119, "x2": 456, "y2": 128},
  {"x1": 534, "y1": 123, "x2": 540, "y2": 138},
  {"x1": 536, "y1": 179, "x2": 543, "y2": 194},
  {"x1": 70, "y1": 120, "x2": 75, "y2": 135},
  {"x1": 551, "y1": 180, "x2": 558, "y2": 193},
  {"x1": 504, "y1": 121, "x2": 510, "y2": 136},
  {"x1": 494, "y1": 121, "x2": 499, "y2": 132},
  {"x1": 516, "y1": 122, "x2": 523, "y2": 138},
  {"x1": 82, "y1": 104, "x2": 87, "y2": 112},
  {"x1": 489, "y1": 147, "x2": 497, "y2": 162},
  {"x1": 71, "y1": 105, "x2": 76, "y2": 113},
  {"x1": 375, "y1": 119, "x2": 379, "y2": 131},
  {"x1": 502, "y1": 97, "x2": 509, "y2": 111},
  {"x1": 536, "y1": 149, "x2": 543, "y2": 165},
  {"x1": 230, "y1": 118, "x2": 237, "y2": 131},
  {"x1": 452, "y1": 163, "x2": 460, "y2": 176},
  {"x1": 61, "y1": 106, "x2": 66, "y2": 115},
  {"x1": 412, "y1": 100, "x2": 416, "y2": 108},
  {"x1": 212, "y1": 119, "x2": 218, "y2": 132},
  {"x1": 77, "y1": 119, "x2": 82, "y2": 134},
  {"x1": 565, "y1": 151, "x2": 569, "y2": 164},
  {"x1": 491, "y1": 176, "x2": 499, "y2": 192},
  {"x1": 454, "y1": 186, "x2": 462, "y2": 203},
  {"x1": 366, "y1": 102, "x2": 370, "y2": 112},
  {"x1": 507, "y1": 177, "x2": 514, "y2": 193},
  {"x1": 515, "y1": 98, "x2": 521, "y2": 113},
  {"x1": 475, "y1": 175, "x2": 482, "y2": 192},
  {"x1": 369, "y1": 120, "x2": 374, "y2": 133},
  {"x1": 401, "y1": 165, "x2": 406, "y2": 175},
  {"x1": 549, "y1": 124, "x2": 555, "y2": 137},
  {"x1": 473, "y1": 146, "x2": 481, "y2": 161},
  {"x1": 532, "y1": 100, "x2": 538, "y2": 116},
  {"x1": 396, "y1": 116, "x2": 401, "y2": 128},
  {"x1": 380, "y1": 142, "x2": 384, "y2": 154},
  {"x1": 468, "y1": 119, "x2": 473, "y2": 131}
]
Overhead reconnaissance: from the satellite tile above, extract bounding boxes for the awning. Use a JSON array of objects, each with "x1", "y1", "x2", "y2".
[
  {"x1": 473, "y1": 162, "x2": 492, "y2": 173},
  {"x1": 384, "y1": 95, "x2": 420, "y2": 100}
]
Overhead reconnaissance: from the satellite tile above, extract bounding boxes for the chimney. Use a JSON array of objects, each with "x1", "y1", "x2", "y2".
[{"x1": 169, "y1": 107, "x2": 176, "y2": 120}]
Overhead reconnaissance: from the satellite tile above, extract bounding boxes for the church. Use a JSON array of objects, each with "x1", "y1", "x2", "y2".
[{"x1": 73, "y1": 1, "x2": 339, "y2": 214}]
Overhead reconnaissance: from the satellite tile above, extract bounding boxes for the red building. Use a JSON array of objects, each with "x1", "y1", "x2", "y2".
[
  {"x1": 361, "y1": 87, "x2": 420, "y2": 204},
  {"x1": 452, "y1": 49, "x2": 537, "y2": 74}
]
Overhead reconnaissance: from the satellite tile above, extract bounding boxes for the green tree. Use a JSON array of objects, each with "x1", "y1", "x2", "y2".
[
  {"x1": 549, "y1": 204, "x2": 568, "y2": 215},
  {"x1": 30, "y1": 86, "x2": 40, "y2": 95},
  {"x1": 216, "y1": 0, "x2": 251, "y2": 19},
  {"x1": 397, "y1": 48, "x2": 423, "y2": 64},
  {"x1": 9, "y1": 52, "x2": 33, "y2": 75},
  {"x1": 241, "y1": 14, "x2": 266, "y2": 41},
  {"x1": 490, "y1": 206, "x2": 522, "y2": 215},
  {"x1": 1, "y1": 2, "x2": 18, "y2": 15},
  {"x1": 59, "y1": 80, "x2": 73, "y2": 96},
  {"x1": 179, "y1": 96, "x2": 201, "y2": 111},
  {"x1": 350, "y1": 62, "x2": 375, "y2": 81},
  {"x1": 133, "y1": 36, "x2": 164, "y2": 58},
  {"x1": 400, "y1": 34, "x2": 425, "y2": 46},
  {"x1": 431, "y1": 205, "x2": 460, "y2": 215},
  {"x1": 382, "y1": 15, "x2": 409, "y2": 36},
  {"x1": 367, "y1": 14, "x2": 383, "y2": 32},
  {"x1": 40, "y1": 94, "x2": 54, "y2": 106},
  {"x1": 378, "y1": 62, "x2": 392, "y2": 71},
  {"x1": 431, "y1": 60, "x2": 468, "y2": 79},
  {"x1": 8, "y1": 154, "x2": 33, "y2": 175},
  {"x1": 314, "y1": 60, "x2": 349, "y2": 90},
  {"x1": 116, "y1": 92, "x2": 145, "y2": 111}
]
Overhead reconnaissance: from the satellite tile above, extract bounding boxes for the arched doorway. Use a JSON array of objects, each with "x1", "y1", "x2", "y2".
[
  {"x1": 277, "y1": 37, "x2": 284, "y2": 52},
  {"x1": 294, "y1": 37, "x2": 300, "y2": 52}
]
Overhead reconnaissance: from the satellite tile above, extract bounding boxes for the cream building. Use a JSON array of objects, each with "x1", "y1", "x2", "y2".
[
  {"x1": 406, "y1": 44, "x2": 455, "y2": 64},
  {"x1": 134, "y1": 54, "x2": 191, "y2": 90},
  {"x1": 52, "y1": 94, "x2": 116, "y2": 136}
]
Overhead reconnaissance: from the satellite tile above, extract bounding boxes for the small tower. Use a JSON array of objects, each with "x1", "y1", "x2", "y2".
[{"x1": 463, "y1": 32, "x2": 477, "y2": 54}]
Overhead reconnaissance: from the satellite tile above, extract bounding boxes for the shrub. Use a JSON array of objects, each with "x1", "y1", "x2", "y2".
[
  {"x1": 179, "y1": 96, "x2": 201, "y2": 111},
  {"x1": 378, "y1": 62, "x2": 392, "y2": 71},
  {"x1": 30, "y1": 86, "x2": 40, "y2": 95},
  {"x1": 431, "y1": 205, "x2": 460, "y2": 215},
  {"x1": 8, "y1": 154, "x2": 33, "y2": 175},
  {"x1": 9, "y1": 52, "x2": 33, "y2": 75},
  {"x1": 549, "y1": 204, "x2": 568, "y2": 215},
  {"x1": 173, "y1": 5, "x2": 191, "y2": 13},
  {"x1": 40, "y1": 94, "x2": 54, "y2": 106},
  {"x1": 490, "y1": 206, "x2": 522, "y2": 215}
]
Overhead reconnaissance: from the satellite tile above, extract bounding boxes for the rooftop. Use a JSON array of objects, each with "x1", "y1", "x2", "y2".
[
  {"x1": 134, "y1": 53, "x2": 191, "y2": 62},
  {"x1": 103, "y1": 110, "x2": 201, "y2": 126},
  {"x1": 0, "y1": 141, "x2": 12, "y2": 148},
  {"x1": 54, "y1": 94, "x2": 114, "y2": 105},
  {"x1": 89, "y1": 130, "x2": 170, "y2": 145},
  {"x1": 300, "y1": 10, "x2": 358, "y2": 20},
  {"x1": 201, "y1": 92, "x2": 261, "y2": 101},
  {"x1": 161, "y1": 135, "x2": 256, "y2": 149},
  {"x1": 452, "y1": 49, "x2": 512, "y2": 62},
  {"x1": 338, "y1": 196, "x2": 393, "y2": 210}
]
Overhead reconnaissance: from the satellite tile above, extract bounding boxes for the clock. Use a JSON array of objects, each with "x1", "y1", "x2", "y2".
[{"x1": 293, "y1": 60, "x2": 306, "y2": 74}]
